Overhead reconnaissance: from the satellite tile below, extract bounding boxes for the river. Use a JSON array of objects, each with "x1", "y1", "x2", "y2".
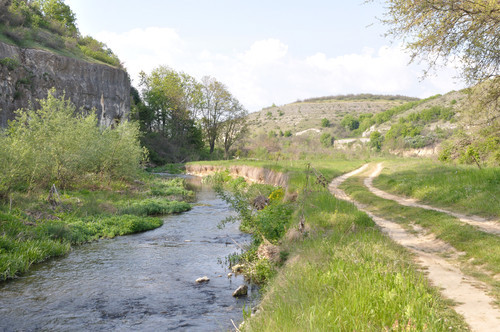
[{"x1": 0, "y1": 176, "x2": 255, "y2": 331}]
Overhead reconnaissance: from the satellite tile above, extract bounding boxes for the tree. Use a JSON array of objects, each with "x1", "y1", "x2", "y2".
[
  {"x1": 220, "y1": 98, "x2": 248, "y2": 159},
  {"x1": 320, "y1": 133, "x2": 335, "y2": 147},
  {"x1": 139, "y1": 66, "x2": 204, "y2": 162},
  {"x1": 200, "y1": 76, "x2": 232, "y2": 154},
  {"x1": 379, "y1": 0, "x2": 500, "y2": 124},
  {"x1": 321, "y1": 118, "x2": 331, "y2": 127},
  {"x1": 369, "y1": 131, "x2": 384, "y2": 151},
  {"x1": 340, "y1": 114, "x2": 359, "y2": 131},
  {"x1": 35, "y1": 0, "x2": 77, "y2": 34}
]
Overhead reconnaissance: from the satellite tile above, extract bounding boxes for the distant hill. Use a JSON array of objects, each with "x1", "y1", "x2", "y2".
[
  {"x1": 242, "y1": 92, "x2": 465, "y2": 157},
  {"x1": 246, "y1": 94, "x2": 419, "y2": 139}
]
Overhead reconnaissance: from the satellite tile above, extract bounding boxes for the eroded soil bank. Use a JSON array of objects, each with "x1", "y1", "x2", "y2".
[{"x1": 185, "y1": 164, "x2": 289, "y2": 188}]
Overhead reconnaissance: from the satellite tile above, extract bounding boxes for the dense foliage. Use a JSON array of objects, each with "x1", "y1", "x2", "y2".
[
  {"x1": 0, "y1": 90, "x2": 146, "y2": 197},
  {"x1": 0, "y1": 0, "x2": 121, "y2": 67},
  {"x1": 135, "y1": 66, "x2": 247, "y2": 163}
]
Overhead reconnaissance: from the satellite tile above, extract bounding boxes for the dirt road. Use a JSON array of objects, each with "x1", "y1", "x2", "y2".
[{"x1": 329, "y1": 164, "x2": 500, "y2": 332}]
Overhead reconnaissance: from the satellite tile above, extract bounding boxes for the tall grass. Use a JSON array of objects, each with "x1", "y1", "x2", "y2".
[
  {"x1": 200, "y1": 160, "x2": 468, "y2": 330},
  {"x1": 374, "y1": 160, "x2": 500, "y2": 218},
  {"x1": 243, "y1": 189, "x2": 467, "y2": 331}
]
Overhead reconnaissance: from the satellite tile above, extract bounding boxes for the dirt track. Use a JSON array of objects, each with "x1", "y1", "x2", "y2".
[
  {"x1": 366, "y1": 163, "x2": 500, "y2": 236},
  {"x1": 329, "y1": 164, "x2": 500, "y2": 332}
]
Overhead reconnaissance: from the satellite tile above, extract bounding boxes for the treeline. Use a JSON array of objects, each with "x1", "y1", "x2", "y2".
[
  {"x1": 0, "y1": 0, "x2": 121, "y2": 67},
  {"x1": 132, "y1": 66, "x2": 247, "y2": 164},
  {"x1": 0, "y1": 89, "x2": 145, "y2": 198},
  {"x1": 297, "y1": 93, "x2": 420, "y2": 103}
]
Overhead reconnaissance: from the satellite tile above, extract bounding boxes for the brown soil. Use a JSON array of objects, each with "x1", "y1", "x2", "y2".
[{"x1": 329, "y1": 164, "x2": 500, "y2": 332}]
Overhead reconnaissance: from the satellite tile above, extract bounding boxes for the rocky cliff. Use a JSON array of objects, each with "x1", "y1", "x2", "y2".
[{"x1": 0, "y1": 41, "x2": 130, "y2": 127}]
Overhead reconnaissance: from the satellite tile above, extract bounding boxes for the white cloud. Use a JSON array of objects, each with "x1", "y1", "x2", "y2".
[
  {"x1": 95, "y1": 27, "x2": 184, "y2": 85},
  {"x1": 239, "y1": 39, "x2": 288, "y2": 66},
  {"x1": 95, "y1": 27, "x2": 464, "y2": 111}
]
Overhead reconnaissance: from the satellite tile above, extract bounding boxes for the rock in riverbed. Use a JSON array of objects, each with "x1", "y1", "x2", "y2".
[
  {"x1": 195, "y1": 276, "x2": 210, "y2": 283},
  {"x1": 232, "y1": 284, "x2": 248, "y2": 297}
]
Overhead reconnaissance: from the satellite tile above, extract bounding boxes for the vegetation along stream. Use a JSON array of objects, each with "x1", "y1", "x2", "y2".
[{"x1": 0, "y1": 176, "x2": 256, "y2": 331}]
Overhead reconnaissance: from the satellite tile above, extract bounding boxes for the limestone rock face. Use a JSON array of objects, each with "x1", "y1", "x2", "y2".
[{"x1": 0, "y1": 41, "x2": 130, "y2": 127}]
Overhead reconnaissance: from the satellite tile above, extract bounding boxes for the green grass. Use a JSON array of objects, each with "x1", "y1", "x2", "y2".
[
  {"x1": 374, "y1": 159, "x2": 500, "y2": 218},
  {"x1": 116, "y1": 199, "x2": 191, "y2": 216},
  {"x1": 0, "y1": 173, "x2": 192, "y2": 281},
  {"x1": 188, "y1": 158, "x2": 366, "y2": 192},
  {"x1": 340, "y1": 168, "x2": 500, "y2": 303},
  {"x1": 243, "y1": 189, "x2": 468, "y2": 331},
  {"x1": 202, "y1": 159, "x2": 468, "y2": 330}
]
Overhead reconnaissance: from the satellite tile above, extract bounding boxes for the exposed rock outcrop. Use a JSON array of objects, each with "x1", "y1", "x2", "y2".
[
  {"x1": 232, "y1": 284, "x2": 248, "y2": 297},
  {"x1": 0, "y1": 41, "x2": 130, "y2": 127},
  {"x1": 185, "y1": 164, "x2": 289, "y2": 188}
]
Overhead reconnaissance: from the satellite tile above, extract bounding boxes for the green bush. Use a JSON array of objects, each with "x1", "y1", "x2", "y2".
[
  {"x1": 0, "y1": 89, "x2": 147, "y2": 196},
  {"x1": 255, "y1": 203, "x2": 294, "y2": 242},
  {"x1": 340, "y1": 114, "x2": 359, "y2": 131},
  {"x1": 321, "y1": 118, "x2": 330, "y2": 127},
  {"x1": 369, "y1": 131, "x2": 383, "y2": 151},
  {"x1": 320, "y1": 132, "x2": 334, "y2": 147}
]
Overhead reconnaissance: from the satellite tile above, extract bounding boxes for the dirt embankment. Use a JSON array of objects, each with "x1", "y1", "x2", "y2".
[{"x1": 185, "y1": 164, "x2": 289, "y2": 188}]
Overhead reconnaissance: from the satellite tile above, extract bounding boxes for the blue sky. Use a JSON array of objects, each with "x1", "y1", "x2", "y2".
[{"x1": 65, "y1": 0, "x2": 464, "y2": 111}]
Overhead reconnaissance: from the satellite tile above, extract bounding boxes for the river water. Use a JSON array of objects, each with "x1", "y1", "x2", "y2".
[{"x1": 0, "y1": 176, "x2": 256, "y2": 331}]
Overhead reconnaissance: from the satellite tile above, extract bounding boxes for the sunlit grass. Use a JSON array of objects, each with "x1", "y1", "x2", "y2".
[
  {"x1": 204, "y1": 159, "x2": 468, "y2": 330},
  {"x1": 374, "y1": 159, "x2": 500, "y2": 218},
  {"x1": 341, "y1": 172, "x2": 500, "y2": 303},
  {"x1": 244, "y1": 189, "x2": 468, "y2": 331}
]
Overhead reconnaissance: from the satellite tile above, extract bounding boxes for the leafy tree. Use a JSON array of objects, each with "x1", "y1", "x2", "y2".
[
  {"x1": 200, "y1": 76, "x2": 232, "y2": 154},
  {"x1": 340, "y1": 114, "x2": 359, "y2": 131},
  {"x1": 320, "y1": 133, "x2": 335, "y2": 147},
  {"x1": 321, "y1": 118, "x2": 330, "y2": 127},
  {"x1": 139, "y1": 66, "x2": 204, "y2": 162},
  {"x1": 369, "y1": 131, "x2": 384, "y2": 151},
  {"x1": 379, "y1": 0, "x2": 499, "y2": 85},
  {"x1": 220, "y1": 98, "x2": 248, "y2": 159},
  {"x1": 35, "y1": 0, "x2": 77, "y2": 34},
  {"x1": 0, "y1": 89, "x2": 145, "y2": 195},
  {"x1": 379, "y1": 0, "x2": 500, "y2": 143}
]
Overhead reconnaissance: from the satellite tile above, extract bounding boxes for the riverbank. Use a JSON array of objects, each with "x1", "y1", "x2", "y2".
[
  {"x1": 0, "y1": 173, "x2": 192, "y2": 281},
  {"x1": 188, "y1": 159, "x2": 469, "y2": 330}
]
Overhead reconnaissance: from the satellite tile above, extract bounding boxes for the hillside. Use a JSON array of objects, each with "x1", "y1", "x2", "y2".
[
  {"x1": 0, "y1": 0, "x2": 121, "y2": 68},
  {"x1": 240, "y1": 92, "x2": 466, "y2": 159},
  {"x1": 246, "y1": 96, "x2": 411, "y2": 139}
]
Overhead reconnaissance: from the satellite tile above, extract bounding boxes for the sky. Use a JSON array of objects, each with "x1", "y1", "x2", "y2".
[{"x1": 65, "y1": 0, "x2": 465, "y2": 112}]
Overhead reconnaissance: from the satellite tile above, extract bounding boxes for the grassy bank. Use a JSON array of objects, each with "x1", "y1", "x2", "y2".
[
  {"x1": 373, "y1": 159, "x2": 500, "y2": 218},
  {"x1": 0, "y1": 175, "x2": 192, "y2": 281},
  {"x1": 340, "y1": 166, "x2": 500, "y2": 303},
  {"x1": 198, "y1": 160, "x2": 468, "y2": 330}
]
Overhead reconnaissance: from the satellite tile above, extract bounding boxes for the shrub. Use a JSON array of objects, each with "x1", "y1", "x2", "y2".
[
  {"x1": 369, "y1": 131, "x2": 384, "y2": 151},
  {"x1": 284, "y1": 130, "x2": 292, "y2": 137},
  {"x1": 0, "y1": 57, "x2": 20, "y2": 70},
  {"x1": 340, "y1": 114, "x2": 359, "y2": 131},
  {"x1": 320, "y1": 133, "x2": 334, "y2": 147},
  {"x1": 0, "y1": 89, "x2": 147, "y2": 196},
  {"x1": 321, "y1": 118, "x2": 330, "y2": 127}
]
